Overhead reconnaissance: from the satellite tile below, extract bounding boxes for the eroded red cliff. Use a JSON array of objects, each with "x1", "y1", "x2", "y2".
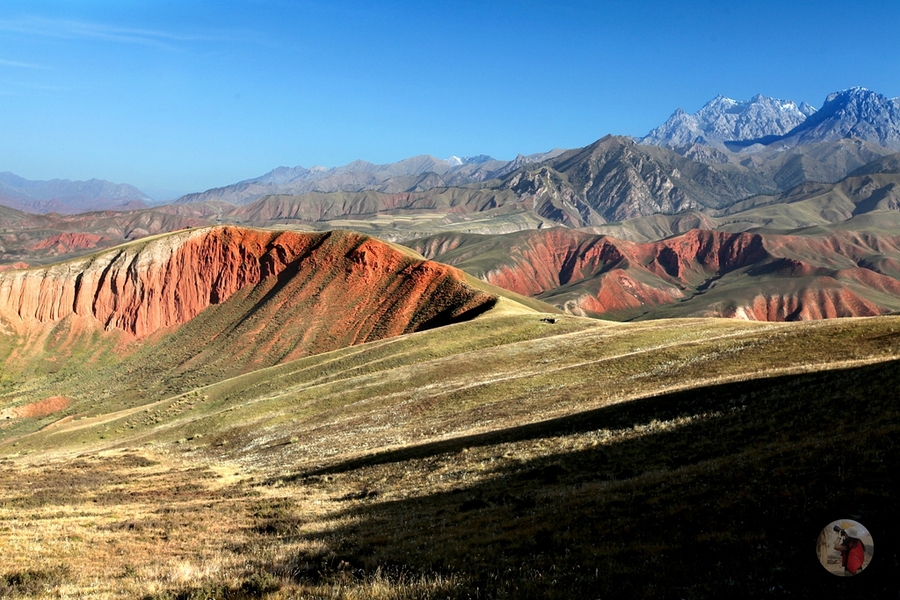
[{"x1": 0, "y1": 226, "x2": 496, "y2": 342}]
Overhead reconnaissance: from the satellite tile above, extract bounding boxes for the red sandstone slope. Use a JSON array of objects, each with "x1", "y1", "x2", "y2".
[
  {"x1": 408, "y1": 228, "x2": 900, "y2": 321},
  {"x1": 0, "y1": 227, "x2": 497, "y2": 352},
  {"x1": 29, "y1": 232, "x2": 104, "y2": 254}
]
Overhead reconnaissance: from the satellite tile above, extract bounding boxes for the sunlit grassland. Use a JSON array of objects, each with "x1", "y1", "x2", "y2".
[{"x1": 1, "y1": 310, "x2": 899, "y2": 598}]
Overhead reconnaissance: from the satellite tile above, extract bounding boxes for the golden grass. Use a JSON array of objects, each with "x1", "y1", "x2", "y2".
[{"x1": 2, "y1": 313, "x2": 899, "y2": 597}]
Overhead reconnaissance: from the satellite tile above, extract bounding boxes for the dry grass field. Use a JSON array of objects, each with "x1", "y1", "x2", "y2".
[{"x1": 1, "y1": 306, "x2": 899, "y2": 598}]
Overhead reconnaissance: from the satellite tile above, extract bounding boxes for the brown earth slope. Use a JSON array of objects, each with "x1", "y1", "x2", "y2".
[{"x1": 409, "y1": 227, "x2": 900, "y2": 321}]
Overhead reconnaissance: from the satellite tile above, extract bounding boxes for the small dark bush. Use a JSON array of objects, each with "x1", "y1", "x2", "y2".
[{"x1": 0, "y1": 566, "x2": 70, "y2": 598}]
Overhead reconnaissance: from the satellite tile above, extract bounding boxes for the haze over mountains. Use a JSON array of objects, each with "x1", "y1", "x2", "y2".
[
  {"x1": 0, "y1": 172, "x2": 151, "y2": 215},
  {"x1": 173, "y1": 149, "x2": 567, "y2": 207}
]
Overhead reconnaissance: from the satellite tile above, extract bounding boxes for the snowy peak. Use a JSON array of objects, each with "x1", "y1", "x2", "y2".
[
  {"x1": 640, "y1": 93, "x2": 816, "y2": 150},
  {"x1": 640, "y1": 88, "x2": 900, "y2": 152},
  {"x1": 785, "y1": 87, "x2": 900, "y2": 149}
]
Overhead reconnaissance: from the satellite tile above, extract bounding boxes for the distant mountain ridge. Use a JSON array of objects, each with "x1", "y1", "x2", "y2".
[
  {"x1": 163, "y1": 88, "x2": 900, "y2": 228},
  {"x1": 4, "y1": 87, "x2": 900, "y2": 246},
  {"x1": 174, "y1": 150, "x2": 566, "y2": 206},
  {"x1": 0, "y1": 172, "x2": 151, "y2": 214},
  {"x1": 751, "y1": 87, "x2": 900, "y2": 150}
]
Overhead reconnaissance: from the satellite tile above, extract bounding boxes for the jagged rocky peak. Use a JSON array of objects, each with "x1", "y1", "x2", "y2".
[
  {"x1": 639, "y1": 93, "x2": 816, "y2": 150},
  {"x1": 786, "y1": 87, "x2": 900, "y2": 149}
]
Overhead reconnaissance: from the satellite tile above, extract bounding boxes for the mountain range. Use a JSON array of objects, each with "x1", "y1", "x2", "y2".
[
  {"x1": 0, "y1": 172, "x2": 151, "y2": 214},
  {"x1": 638, "y1": 93, "x2": 818, "y2": 150},
  {"x1": 4, "y1": 87, "x2": 899, "y2": 222},
  {"x1": 173, "y1": 150, "x2": 566, "y2": 207},
  {"x1": 4, "y1": 86, "x2": 900, "y2": 324},
  {"x1": 164, "y1": 88, "x2": 900, "y2": 229}
]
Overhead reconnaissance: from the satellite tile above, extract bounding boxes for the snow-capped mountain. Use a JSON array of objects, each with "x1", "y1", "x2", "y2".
[
  {"x1": 640, "y1": 88, "x2": 900, "y2": 153},
  {"x1": 772, "y1": 87, "x2": 900, "y2": 150},
  {"x1": 639, "y1": 94, "x2": 817, "y2": 150}
]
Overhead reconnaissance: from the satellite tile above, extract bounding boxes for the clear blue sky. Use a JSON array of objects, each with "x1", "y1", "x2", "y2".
[{"x1": 1, "y1": 0, "x2": 898, "y2": 197}]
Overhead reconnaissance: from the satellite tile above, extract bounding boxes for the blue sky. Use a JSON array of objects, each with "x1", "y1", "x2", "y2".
[{"x1": 1, "y1": 0, "x2": 898, "y2": 197}]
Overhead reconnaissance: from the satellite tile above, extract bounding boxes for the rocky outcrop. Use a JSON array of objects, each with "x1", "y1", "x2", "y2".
[
  {"x1": 0, "y1": 226, "x2": 496, "y2": 340},
  {"x1": 724, "y1": 288, "x2": 882, "y2": 321}
]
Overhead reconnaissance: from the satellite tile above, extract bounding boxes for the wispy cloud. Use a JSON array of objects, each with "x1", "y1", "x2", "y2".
[
  {"x1": 0, "y1": 58, "x2": 49, "y2": 70},
  {"x1": 0, "y1": 17, "x2": 249, "y2": 50}
]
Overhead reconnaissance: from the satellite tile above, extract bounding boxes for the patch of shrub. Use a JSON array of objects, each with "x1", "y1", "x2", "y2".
[{"x1": 0, "y1": 565, "x2": 70, "y2": 598}]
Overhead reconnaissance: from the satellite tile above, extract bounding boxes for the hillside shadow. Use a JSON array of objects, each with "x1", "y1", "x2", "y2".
[
  {"x1": 414, "y1": 296, "x2": 498, "y2": 332},
  {"x1": 276, "y1": 360, "x2": 900, "y2": 598},
  {"x1": 285, "y1": 359, "x2": 891, "y2": 480}
]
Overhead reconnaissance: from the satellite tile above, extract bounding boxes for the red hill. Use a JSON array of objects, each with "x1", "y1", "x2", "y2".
[{"x1": 0, "y1": 227, "x2": 497, "y2": 356}]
